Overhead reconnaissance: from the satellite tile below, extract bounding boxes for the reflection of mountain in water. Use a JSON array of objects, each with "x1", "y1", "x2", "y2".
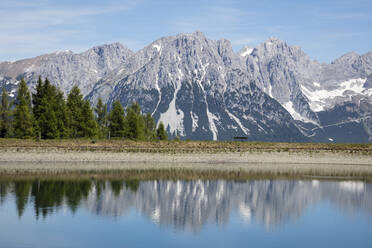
[
  {"x1": 1, "y1": 180, "x2": 371, "y2": 231},
  {"x1": 83, "y1": 180, "x2": 372, "y2": 231}
]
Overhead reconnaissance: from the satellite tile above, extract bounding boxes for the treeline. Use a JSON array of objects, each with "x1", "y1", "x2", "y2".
[{"x1": 0, "y1": 77, "x2": 168, "y2": 140}]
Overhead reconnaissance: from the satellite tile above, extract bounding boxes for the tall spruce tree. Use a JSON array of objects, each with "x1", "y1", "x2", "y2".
[
  {"x1": 95, "y1": 98, "x2": 108, "y2": 139},
  {"x1": 0, "y1": 88, "x2": 12, "y2": 138},
  {"x1": 125, "y1": 102, "x2": 145, "y2": 140},
  {"x1": 108, "y1": 100, "x2": 125, "y2": 138},
  {"x1": 32, "y1": 76, "x2": 44, "y2": 121},
  {"x1": 33, "y1": 78, "x2": 57, "y2": 139},
  {"x1": 156, "y1": 122, "x2": 168, "y2": 140},
  {"x1": 143, "y1": 113, "x2": 156, "y2": 140},
  {"x1": 54, "y1": 90, "x2": 70, "y2": 138},
  {"x1": 81, "y1": 100, "x2": 98, "y2": 138},
  {"x1": 14, "y1": 79, "x2": 34, "y2": 138},
  {"x1": 67, "y1": 86, "x2": 97, "y2": 138},
  {"x1": 32, "y1": 77, "x2": 69, "y2": 139}
]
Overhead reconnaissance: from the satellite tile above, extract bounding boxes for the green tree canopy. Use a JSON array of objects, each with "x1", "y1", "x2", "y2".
[
  {"x1": 32, "y1": 77, "x2": 70, "y2": 139},
  {"x1": 95, "y1": 98, "x2": 108, "y2": 139},
  {"x1": 143, "y1": 112, "x2": 156, "y2": 140},
  {"x1": 108, "y1": 100, "x2": 125, "y2": 138},
  {"x1": 156, "y1": 122, "x2": 168, "y2": 140},
  {"x1": 14, "y1": 79, "x2": 34, "y2": 138},
  {"x1": 67, "y1": 86, "x2": 97, "y2": 138},
  {"x1": 0, "y1": 88, "x2": 13, "y2": 138},
  {"x1": 124, "y1": 102, "x2": 145, "y2": 140}
]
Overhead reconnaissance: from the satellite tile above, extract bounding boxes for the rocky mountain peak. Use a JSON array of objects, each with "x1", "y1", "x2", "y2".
[
  {"x1": 332, "y1": 51, "x2": 359, "y2": 65},
  {"x1": 191, "y1": 30, "x2": 207, "y2": 38}
]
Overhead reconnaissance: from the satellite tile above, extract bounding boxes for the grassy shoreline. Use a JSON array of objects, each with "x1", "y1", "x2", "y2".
[
  {"x1": 1, "y1": 139, "x2": 372, "y2": 154},
  {"x1": 1, "y1": 139, "x2": 371, "y2": 180},
  {"x1": 0, "y1": 160, "x2": 372, "y2": 181}
]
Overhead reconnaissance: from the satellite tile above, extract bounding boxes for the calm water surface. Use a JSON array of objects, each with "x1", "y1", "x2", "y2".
[{"x1": 0, "y1": 178, "x2": 371, "y2": 247}]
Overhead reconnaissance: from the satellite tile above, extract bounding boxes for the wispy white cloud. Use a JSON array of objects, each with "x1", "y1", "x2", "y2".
[
  {"x1": 315, "y1": 11, "x2": 372, "y2": 20},
  {"x1": 0, "y1": 0, "x2": 140, "y2": 61},
  {"x1": 231, "y1": 37, "x2": 258, "y2": 46},
  {"x1": 165, "y1": 2, "x2": 264, "y2": 49},
  {"x1": 0, "y1": 1, "x2": 137, "y2": 30},
  {"x1": 168, "y1": 5, "x2": 255, "y2": 35}
]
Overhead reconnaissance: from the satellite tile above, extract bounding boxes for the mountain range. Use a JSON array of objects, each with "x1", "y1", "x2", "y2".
[{"x1": 1, "y1": 31, "x2": 371, "y2": 142}]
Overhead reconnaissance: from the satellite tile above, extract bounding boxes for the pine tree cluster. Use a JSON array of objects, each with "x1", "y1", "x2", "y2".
[{"x1": 0, "y1": 77, "x2": 168, "y2": 141}]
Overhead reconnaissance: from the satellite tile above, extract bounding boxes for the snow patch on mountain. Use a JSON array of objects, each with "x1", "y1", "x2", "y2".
[
  {"x1": 268, "y1": 84, "x2": 273, "y2": 98},
  {"x1": 152, "y1": 74, "x2": 161, "y2": 115},
  {"x1": 207, "y1": 110, "x2": 219, "y2": 140},
  {"x1": 158, "y1": 69, "x2": 185, "y2": 136},
  {"x1": 301, "y1": 78, "x2": 367, "y2": 112},
  {"x1": 226, "y1": 110, "x2": 249, "y2": 135},
  {"x1": 283, "y1": 101, "x2": 315, "y2": 123},
  {"x1": 25, "y1": 64, "x2": 35, "y2": 72},
  {"x1": 153, "y1": 44, "x2": 161, "y2": 52},
  {"x1": 194, "y1": 62, "x2": 218, "y2": 140},
  {"x1": 365, "y1": 88, "x2": 372, "y2": 96},
  {"x1": 240, "y1": 47, "x2": 253, "y2": 57},
  {"x1": 191, "y1": 112, "x2": 199, "y2": 132}
]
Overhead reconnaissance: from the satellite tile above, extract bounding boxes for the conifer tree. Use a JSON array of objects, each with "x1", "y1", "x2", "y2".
[
  {"x1": 0, "y1": 88, "x2": 12, "y2": 138},
  {"x1": 35, "y1": 78, "x2": 57, "y2": 138},
  {"x1": 32, "y1": 76, "x2": 44, "y2": 121},
  {"x1": 95, "y1": 98, "x2": 108, "y2": 138},
  {"x1": 14, "y1": 79, "x2": 34, "y2": 138},
  {"x1": 33, "y1": 77, "x2": 68, "y2": 139},
  {"x1": 67, "y1": 86, "x2": 83, "y2": 138},
  {"x1": 143, "y1": 113, "x2": 156, "y2": 140},
  {"x1": 125, "y1": 106, "x2": 145, "y2": 140},
  {"x1": 67, "y1": 86, "x2": 97, "y2": 138},
  {"x1": 156, "y1": 122, "x2": 168, "y2": 140},
  {"x1": 108, "y1": 100, "x2": 125, "y2": 138},
  {"x1": 54, "y1": 90, "x2": 70, "y2": 138},
  {"x1": 130, "y1": 102, "x2": 141, "y2": 115},
  {"x1": 81, "y1": 100, "x2": 98, "y2": 138}
]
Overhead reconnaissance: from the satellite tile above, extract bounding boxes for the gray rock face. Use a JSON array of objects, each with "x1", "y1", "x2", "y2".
[
  {"x1": 104, "y1": 32, "x2": 305, "y2": 141},
  {"x1": 1, "y1": 31, "x2": 371, "y2": 142},
  {"x1": 0, "y1": 43, "x2": 133, "y2": 96},
  {"x1": 241, "y1": 38, "x2": 321, "y2": 123}
]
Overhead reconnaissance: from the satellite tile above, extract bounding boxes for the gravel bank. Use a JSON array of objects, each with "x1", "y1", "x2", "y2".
[
  {"x1": 0, "y1": 149, "x2": 371, "y2": 164},
  {"x1": 0, "y1": 149, "x2": 371, "y2": 179}
]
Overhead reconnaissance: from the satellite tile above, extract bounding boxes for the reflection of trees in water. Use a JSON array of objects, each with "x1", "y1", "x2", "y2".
[
  {"x1": 0, "y1": 179, "x2": 140, "y2": 218},
  {"x1": 31, "y1": 180, "x2": 92, "y2": 217},
  {"x1": 0, "y1": 179, "x2": 371, "y2": 230},
  {"x1": 0, "y1": 180, "x2": 93, "y2": 218},
  {"x1": 14, "y1": 181, "x2": 32, "y2": 217},
  {"x1": 0, "y1": 182, "x2": 10, "y2": 205}
]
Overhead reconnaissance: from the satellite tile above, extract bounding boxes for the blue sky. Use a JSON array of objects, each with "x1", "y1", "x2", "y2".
[{"x1": 1, "y1": 0, "x2": 371, "y2": 63}]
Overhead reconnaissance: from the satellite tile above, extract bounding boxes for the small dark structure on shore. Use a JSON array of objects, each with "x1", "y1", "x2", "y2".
[{"x1": 233, "y1": 136, "x2": 248, "y2": 141}]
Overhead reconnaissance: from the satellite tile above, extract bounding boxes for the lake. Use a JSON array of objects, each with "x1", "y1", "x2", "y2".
[{"x1": 0, "y1": 178, "x2": 371, "y2": 247}]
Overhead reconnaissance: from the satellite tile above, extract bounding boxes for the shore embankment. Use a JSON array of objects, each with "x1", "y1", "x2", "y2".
[{"x1": 0, "y1": 139, "x2": 371, "y2": 179}]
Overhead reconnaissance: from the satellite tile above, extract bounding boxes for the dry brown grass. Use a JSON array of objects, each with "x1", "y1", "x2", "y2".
[
  {"x1": 1, "y1": 161, "x2": 372, "y2": 181},
  {"x1": 0, "y1": 138, "x2": 371, "y2": 154}
]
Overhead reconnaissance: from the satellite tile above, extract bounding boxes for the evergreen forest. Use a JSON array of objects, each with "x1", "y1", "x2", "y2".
[{"x1": 0, "y1": 77, "x2": 168, "y2": 140}]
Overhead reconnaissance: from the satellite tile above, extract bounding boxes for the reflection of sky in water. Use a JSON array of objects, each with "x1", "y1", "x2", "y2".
[{"x1": 0, "y1": 179, "x2": 371, "y2": 248}]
